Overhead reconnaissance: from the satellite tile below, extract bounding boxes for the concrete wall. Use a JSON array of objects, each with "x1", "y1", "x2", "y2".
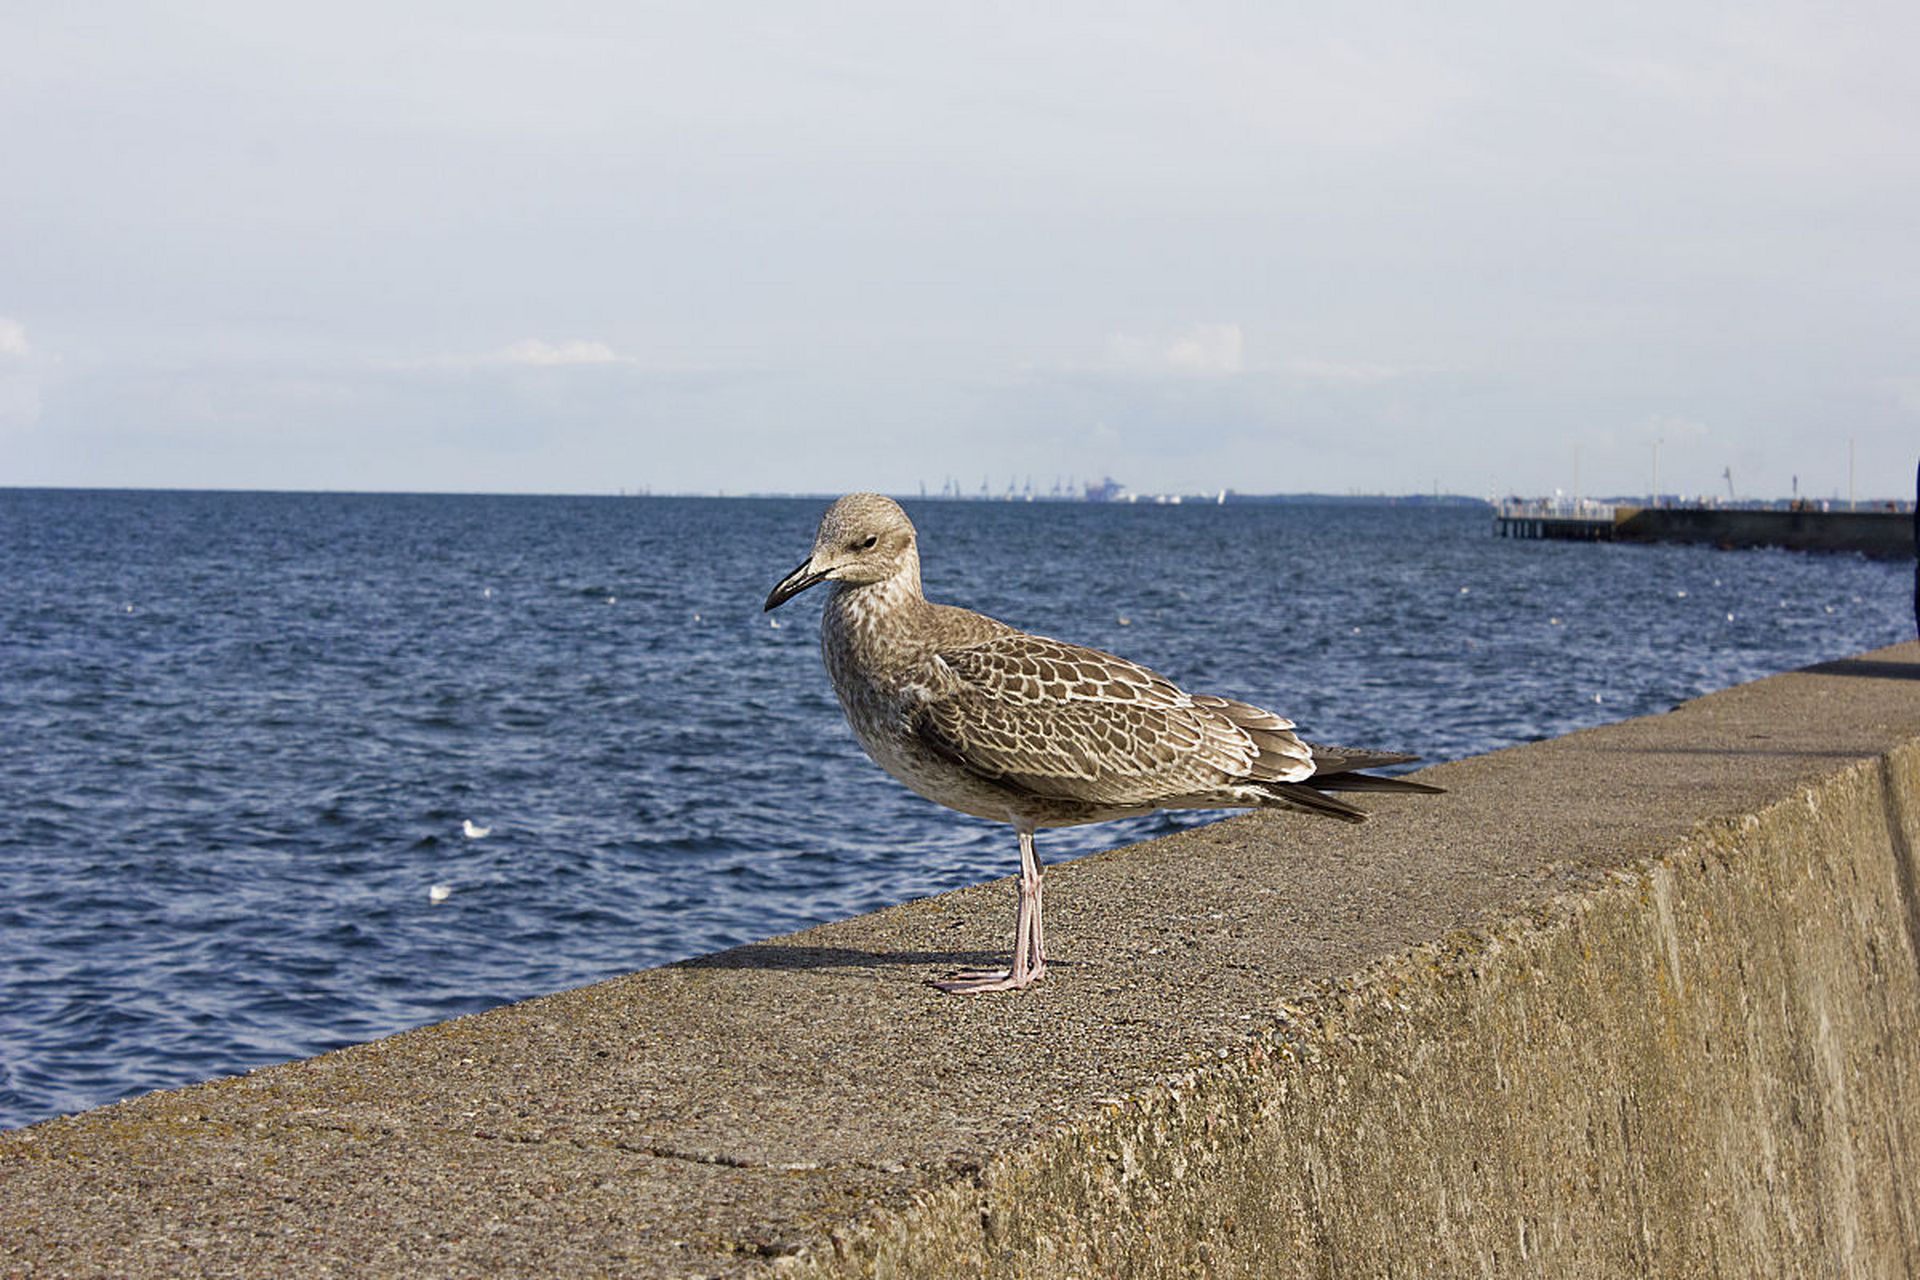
[
  {"x1": 6, "y1": 643, "x2": 1920, "y2": 1278},
  {"x1": 818, "y1": 745, "x2": 1920, "y2": 1278}
]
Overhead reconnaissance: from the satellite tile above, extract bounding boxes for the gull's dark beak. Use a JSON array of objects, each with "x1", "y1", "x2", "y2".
[{"x1": 764, "y1": 556, "x2": 830, "y2": 612}]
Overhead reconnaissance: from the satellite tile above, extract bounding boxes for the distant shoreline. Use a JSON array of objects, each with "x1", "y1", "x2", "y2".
[{"x1": 4, "y1": 485, "x2": 1914, "y2": 507}]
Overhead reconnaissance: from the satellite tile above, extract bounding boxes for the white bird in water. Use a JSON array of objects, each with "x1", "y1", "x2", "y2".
[
  {"x1": 462, "y1": 819, "x2": 491, "y2": 840},
  {"x1": 765, "y1": 493, "x2": 1441, "y2": 994},
  {"x1": 428, "y1": 883, "x2": 453, "y2": 904}
]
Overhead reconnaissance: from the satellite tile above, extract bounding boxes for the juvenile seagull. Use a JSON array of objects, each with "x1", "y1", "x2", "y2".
[{"x1": 765, "y1": 493, "x2": 1440, "y2": 994}]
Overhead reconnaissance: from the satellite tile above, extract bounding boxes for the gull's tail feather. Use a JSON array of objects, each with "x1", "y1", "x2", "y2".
[
  {"x1": 1307, "y1": 744, "x2": 1445, "y2": 794},
  {"x1": 1255, "y1": 783, "x2": 1370, "y2": 824},
  {"x1": 1307, "y1": 745, "x2": 1417, "y2": 772},
  {"x1": 1249, "y1": 743, "x2": 1444, "y2": 822},
  {"x1": 1313, "y1": 772, "x2": 1446, "y2": 795}
]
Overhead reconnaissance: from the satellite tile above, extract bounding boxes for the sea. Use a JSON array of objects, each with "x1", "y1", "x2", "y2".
[{"x1": 0, "y1": 489, "x2": 1911, "y2": 1129}]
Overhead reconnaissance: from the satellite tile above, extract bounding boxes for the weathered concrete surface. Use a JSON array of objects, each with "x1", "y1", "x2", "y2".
[{"x1": 5, "y1": 642, "x2": 1920, "y2": 1278}]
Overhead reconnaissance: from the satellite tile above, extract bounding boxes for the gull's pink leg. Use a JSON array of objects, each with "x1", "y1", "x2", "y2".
[
  {"x1": 1024, "y1": 831, "x2": 1047, "y2": 967},
  {"x1": 933, "y1": 827, "x2": 1046, "y2": 994},
  {"x1": 933, "y1": 878, "x2": 1030, "y2": 993}
]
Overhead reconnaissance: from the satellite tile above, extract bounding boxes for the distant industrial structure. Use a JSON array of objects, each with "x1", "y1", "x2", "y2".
[
  {"x1": 919, "y1": 476, "x2": 1486, "y2": 507},
  {"x1": 921, "y1": 475, "x2": 1172, "y2": 503}
]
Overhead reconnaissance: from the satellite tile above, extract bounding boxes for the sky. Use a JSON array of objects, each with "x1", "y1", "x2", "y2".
[{"x1": 2, "y1": 0, "x2": 1916, "y2": 500}]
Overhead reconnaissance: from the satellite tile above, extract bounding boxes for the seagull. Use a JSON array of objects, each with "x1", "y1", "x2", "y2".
[
  {"x1": 765, "y1": 493, "x2": 1442, "y2": 994},
  {"x1": 462, "y1": 819, "x2": 491, "y2": 840}
]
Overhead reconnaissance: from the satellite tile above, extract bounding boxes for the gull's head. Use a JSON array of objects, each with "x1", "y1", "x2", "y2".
[{"x1": 764, "y1": 492, "x2": 919, "y2": 611}]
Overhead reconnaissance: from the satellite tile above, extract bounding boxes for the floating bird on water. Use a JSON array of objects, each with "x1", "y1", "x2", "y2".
[
  {"x1": 462, "y1": 819, "x2": 491, "y2": 840},
  {"x1": 764, "y1": 493, "x2": 1442, "y2": 994}
]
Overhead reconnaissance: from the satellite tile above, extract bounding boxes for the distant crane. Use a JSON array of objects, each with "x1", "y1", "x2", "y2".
[{"x1": 1723, "y1": 466, "x2": 1736, "y2": 502}]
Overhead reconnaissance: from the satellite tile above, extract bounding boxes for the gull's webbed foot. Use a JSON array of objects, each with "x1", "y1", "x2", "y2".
[{"x1": 930, "y1": 962, "x2": 1046, "y2": 995}]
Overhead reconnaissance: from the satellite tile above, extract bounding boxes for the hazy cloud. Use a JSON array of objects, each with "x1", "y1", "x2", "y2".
[
  {"x1": 495, "y1": 339, "x2": 634, "y2": 367},
  {"x1": 1165, "y1": 324, "x2": 1245, "y2": 377},
  {"x1": 0, "y1": 317, "x2": 42, "y2": 429},
  {"x1": 375, "y1": 338, "x2": 639, "y2": 373},
  {"x1": 1105, "y1": 323, "x2": 1245, "y2": 378},
  {"x1": 1286, "y1": 358, "x2": 1439, "y2": 385}
]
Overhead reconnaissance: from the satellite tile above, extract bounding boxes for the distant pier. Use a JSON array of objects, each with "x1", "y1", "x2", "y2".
[
  {"x1": 1496, "y1": 500, "x2": 1914, "y2": 558},
  {"x1": 1494, "y1": 501, "x2": 1618, "y2": 542}
]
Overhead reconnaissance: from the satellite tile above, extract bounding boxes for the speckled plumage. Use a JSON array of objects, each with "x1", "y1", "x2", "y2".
[{"x1": 765, "y1": 492, "x2": 1439, "y2": 991}]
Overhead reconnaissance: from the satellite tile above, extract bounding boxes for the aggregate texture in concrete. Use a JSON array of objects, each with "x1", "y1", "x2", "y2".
[{"x1": 5, "y1": 642, "x2": 1920, "y2": 1277}]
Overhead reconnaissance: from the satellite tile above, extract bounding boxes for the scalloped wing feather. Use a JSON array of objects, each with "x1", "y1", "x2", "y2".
[{"x1": 914, "y1": 634, "x2": 1314, "y2": 805}]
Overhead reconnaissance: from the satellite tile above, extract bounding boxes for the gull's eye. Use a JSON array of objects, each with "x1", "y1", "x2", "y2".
[{"x1": 860, "y1": 535, "x2": 878, "y2": 549}]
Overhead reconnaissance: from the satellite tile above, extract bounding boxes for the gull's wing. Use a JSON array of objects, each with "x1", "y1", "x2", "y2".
[{"x1": 909, "y1": 632, "x2": 1314, "y2": 807}]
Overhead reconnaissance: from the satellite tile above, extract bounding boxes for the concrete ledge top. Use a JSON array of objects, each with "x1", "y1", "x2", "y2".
[{"x1": 6, "y1": 641, "x2": 1920, "y2": 1276}]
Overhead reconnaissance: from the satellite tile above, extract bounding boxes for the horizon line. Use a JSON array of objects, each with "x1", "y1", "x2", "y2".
[{"x1": 1, "y1": 483, "x2": 1912, "y2": 505}]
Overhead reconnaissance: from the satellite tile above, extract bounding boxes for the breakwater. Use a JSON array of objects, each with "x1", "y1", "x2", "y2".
[
  {"x1": 5, "y1": 642, "x2": 1920, "y2": 1277},
  {"x1": 1497, "y1": 501, "x2": 1915, "y2": 557},
  {"x1": 1618, "y1": 505, "x2": 1914, "y2": 557}
]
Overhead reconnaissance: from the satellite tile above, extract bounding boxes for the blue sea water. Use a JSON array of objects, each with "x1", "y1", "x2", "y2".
[{"x1": 0, "y1": 489, "x2": 1911, "y2": 1129}]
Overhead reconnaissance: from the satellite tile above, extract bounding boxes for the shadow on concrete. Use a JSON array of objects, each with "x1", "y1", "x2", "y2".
[
  {"x1": 1802, "y1": 659, "x2": 1920, "y2": 682},
  {"x1": 677, "y1": 945, "x2": 1013, "y2": 973}
]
